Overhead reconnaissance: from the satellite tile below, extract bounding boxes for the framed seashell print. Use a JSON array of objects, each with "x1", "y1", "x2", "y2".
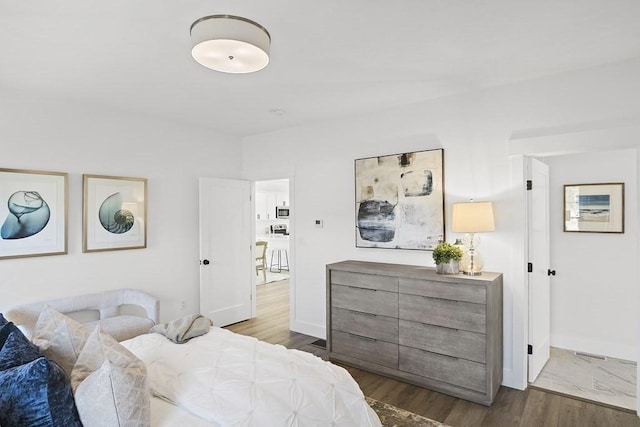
[
  {"x1": 83, "y1": 174, "x2": 147, "y2": 252},
  {"x1": 0, "y1": 168, "x2": 68, "y2": 259}
]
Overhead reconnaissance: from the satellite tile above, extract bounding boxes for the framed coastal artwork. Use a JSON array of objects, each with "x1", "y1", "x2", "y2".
[
  {"x1": 563, "y1": 182, "x2": 624, "y2": 233},
  {"x1": 354, "y1": 148, "x2": 444, "y2": 250},
  {"x1": 83, "y1": 174, "x2": 147, "y2": 252},
  {"x1": 0, "y1": 168, "x2": 68, "y2": 259}
]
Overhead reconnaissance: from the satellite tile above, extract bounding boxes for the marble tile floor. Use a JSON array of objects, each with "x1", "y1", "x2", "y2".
[{"x1": 531, "y1": 347, "x2": 636, "y2": 411}]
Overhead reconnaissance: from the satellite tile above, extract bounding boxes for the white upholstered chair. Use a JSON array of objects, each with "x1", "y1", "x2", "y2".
[{"x1": 6, "y1": 289, "x2": 159, "y2": 342}]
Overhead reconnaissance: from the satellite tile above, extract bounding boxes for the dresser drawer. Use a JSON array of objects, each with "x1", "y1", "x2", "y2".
[
  {"x1": 332, "y1": 330, "x2": 398, "y2": 369},
  {"x1": 327, "y1": 261, "x2": 502, "y2": 406},
  {"x1": 400, "y1": 346, "x2": 486, "y2": 393},
  {"x1": 332, "y1": 284, "x2": 398, "y2": 318},
  {"x1": 399, "y1": 277, "x2": 486, "y2": 304},
  {"x1": 399, "y1": 319, "x2": 486, "y2": 363},
  {"x1": 332, "y1": 307, "x2": 398, "y2": 343},
  {"x1": 399, "y1": 294, "x2": 486, "y2": 333},
  {"x1": 331, "y1": 270, "x2": 398, "y2": 292}
]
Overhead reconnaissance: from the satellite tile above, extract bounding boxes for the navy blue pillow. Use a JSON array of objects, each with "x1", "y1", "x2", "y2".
[
  {"x1": 0, "y1": 323, "x2": 42, "y2": 371},
  {"x1": 0, "y1": 322, "x2": 82, "y2": 427},
  {"x1": 0, "y1": 357, "x2": 82, "y2": 427}
]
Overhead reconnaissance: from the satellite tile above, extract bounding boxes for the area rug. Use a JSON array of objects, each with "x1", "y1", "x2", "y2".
[
  {"x1": 257, "y1": 270, "x2": 289, "y2": 285},
  {"x1": 366, "y1": 397, "x2": 450, "y2": 427}
]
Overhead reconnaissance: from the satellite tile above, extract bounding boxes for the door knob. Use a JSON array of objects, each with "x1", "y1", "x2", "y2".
[
  {"x1": 547, "y1": 269, "x2": 556, "y2": 276},
  {"x1": 202, "y1": 259, "x2": 210, "y2": 265}
]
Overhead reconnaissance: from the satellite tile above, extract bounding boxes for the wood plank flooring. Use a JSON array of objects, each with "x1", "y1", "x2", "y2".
[{"x1": 226, "y1": 280, "x2": 640, "y2": 427}]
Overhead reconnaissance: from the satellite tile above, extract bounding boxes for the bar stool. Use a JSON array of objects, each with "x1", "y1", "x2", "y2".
[{"x1": 269, "y1": 249, "x2": 289, "y2": 272}]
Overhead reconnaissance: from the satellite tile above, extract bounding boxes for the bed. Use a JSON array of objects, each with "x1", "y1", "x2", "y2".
[{"x1": 2, "y1": 290, "x2": 381, "y2": 426}]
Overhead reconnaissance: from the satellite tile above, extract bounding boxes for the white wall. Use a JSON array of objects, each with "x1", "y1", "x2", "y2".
[
  {"x1": 544, "y1": 149, "x2": 638, "y2": 361},
  {"x1": 0, "y1": 89, "x2": 243, "y2": 322},
  {"x1": 242, "y1": 57, "x2": 640, "y2": 389}
]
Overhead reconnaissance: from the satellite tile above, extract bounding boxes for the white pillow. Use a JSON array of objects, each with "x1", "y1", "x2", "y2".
[
  {"x1": 31, "y1": 306, "x2": 91, "y2": 375},
  {"x1": 71, "y1": 326, "x2": 150, "y2": 427}
]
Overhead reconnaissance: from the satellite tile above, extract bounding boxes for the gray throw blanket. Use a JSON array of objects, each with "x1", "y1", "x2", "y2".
[{"x1": 150, "y1": 314, "x2": 213, "y2": 344}]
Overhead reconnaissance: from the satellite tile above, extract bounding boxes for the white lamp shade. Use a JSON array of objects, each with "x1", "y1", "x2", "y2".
[
  {"x1": 452, "y1": 201, "x2": 495, "y2": 233},
  {"x1": 191, "y1": 15, "x2": 270, "y2": 74}
]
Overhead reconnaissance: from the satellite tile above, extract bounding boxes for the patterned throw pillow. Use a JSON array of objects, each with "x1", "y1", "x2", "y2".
[
  {"x1": 0, "y1": 322, "x2": 42, "y2": 371},
  {"x1": 71, "y1": 326, "x2": 150, "y2": 427},
  {"x1": 0, "y1": 322, "x2": 82, "y2": 427},
  {"x1": 31, "y1": 306, "x2": 91, "y2": 376},
  {"x1": 0, "y1": 313, "x2": 8, "y2": 327}
]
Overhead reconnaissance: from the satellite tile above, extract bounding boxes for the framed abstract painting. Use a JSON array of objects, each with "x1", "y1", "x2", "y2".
[
  {"x1": 83, "y1": 174, "x2": 147, "y2": 252},
  {"x1": 564, "y1": 182, "x2": 624, "y2": 233},
  {"x1": 0, "y1": 168, "x2": 68, "y2": 259},
  {"x1": 355, "y1": 148, "x2": 445, "y2": 250}
]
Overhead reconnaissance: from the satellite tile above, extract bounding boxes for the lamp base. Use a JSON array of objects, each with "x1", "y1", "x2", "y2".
[
  {"x1": 460, "y1": 233, "x2": 485, "y2": 276},
  {"x1": 462, "y1": 271, "x2": 482, "y2": 276}
]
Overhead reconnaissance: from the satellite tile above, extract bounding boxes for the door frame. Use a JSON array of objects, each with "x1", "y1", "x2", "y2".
[
  {"x1": 509, "y1": 154, "x2": 568, "y2": 388},
  {"x1": 246, "y1": 169, "x2": 296, "y2": 330},
  {"x1": 526, "y1": 157, "x2": 551, "y2": 383},
  {"x1": 509, "y1": 154, "x2": 532, "y2": 390},
  {"x1": 509, "y1": 127, "x2": 640, "y2": 415}
]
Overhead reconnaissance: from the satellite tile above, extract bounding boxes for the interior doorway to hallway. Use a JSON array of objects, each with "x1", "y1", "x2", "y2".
[
  {"x1": 254, "y1": 178, "x2": 291, "y2": 298},
  {"x1": 524, "y1": 150, "x2": 638, "y2": 413}
]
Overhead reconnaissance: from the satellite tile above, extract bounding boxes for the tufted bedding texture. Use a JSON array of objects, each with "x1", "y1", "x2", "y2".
[{"x1": 122, "y1": 326, "x2": 382, "y2": 426}]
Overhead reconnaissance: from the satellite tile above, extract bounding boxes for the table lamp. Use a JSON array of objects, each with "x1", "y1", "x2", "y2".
[{"x1": 451, "y1": 201, "x2": 495, "y2": 275}]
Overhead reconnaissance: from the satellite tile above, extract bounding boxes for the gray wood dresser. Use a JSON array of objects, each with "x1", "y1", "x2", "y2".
[{"x1": 326, "y1": 260, "x2": 503, "y2": 406}]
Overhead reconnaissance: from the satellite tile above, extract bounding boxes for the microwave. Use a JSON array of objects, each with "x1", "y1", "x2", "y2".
[{"x1": 275, "y1": 206, "x2": 290, "y2": 219}]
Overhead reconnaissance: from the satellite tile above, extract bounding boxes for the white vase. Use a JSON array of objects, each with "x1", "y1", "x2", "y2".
[{"x1": 436, "y1": 260, "x2": 459, "y2": 275}]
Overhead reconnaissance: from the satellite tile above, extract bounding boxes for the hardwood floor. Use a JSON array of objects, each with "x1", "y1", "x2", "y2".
[{"x1": 226, "y1": 280, "x2": 640, "y2": 427}]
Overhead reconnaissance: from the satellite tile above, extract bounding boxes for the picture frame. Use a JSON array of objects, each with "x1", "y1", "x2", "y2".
[
  {"x1": 0, "y1": 168, "x2": 68, "y2": 259},
  {"x1": 355, "y1": 148, "x2": 445, "y2": 250},
  {"x1": 83, "y1": 174, "x2": 147, "y2": 252},
  {"x1": 563, "y1": 182, "x2": 624, "y2": 233}
]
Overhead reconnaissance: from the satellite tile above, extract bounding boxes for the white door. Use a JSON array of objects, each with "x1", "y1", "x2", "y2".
[
  {"x1": 199, "y1": 177, "x2": 252, "y2": 327},
  {"x1": 528, "y1": 158, "x2": 551, "y2": 382}
]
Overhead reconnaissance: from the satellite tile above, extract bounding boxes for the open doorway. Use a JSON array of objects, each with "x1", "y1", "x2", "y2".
[
  {"x1": 526, "y1": 150, "x2": 637, "y2": 412},
  {"x1": 254, "y1": 178, "x2": 290, "y2": 287}
]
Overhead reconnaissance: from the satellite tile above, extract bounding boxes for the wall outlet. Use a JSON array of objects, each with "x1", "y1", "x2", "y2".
[{"x1": 180, "y1": 300, "x2": 187, "y2": 311}]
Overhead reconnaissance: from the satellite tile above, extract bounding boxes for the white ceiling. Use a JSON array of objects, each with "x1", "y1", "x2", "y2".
[{"x1": 2, "y1": 1, "x2": 640, "y2": 137}]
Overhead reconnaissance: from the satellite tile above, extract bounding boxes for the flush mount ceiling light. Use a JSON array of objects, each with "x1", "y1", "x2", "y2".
[{"x1": 190, "y1": 15, "x2": 270, "y2": 74}]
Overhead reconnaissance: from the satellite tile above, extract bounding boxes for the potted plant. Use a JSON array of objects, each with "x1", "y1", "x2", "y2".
[{"x1": 432, "y1": 242, "x2": 464, "y2": 274}]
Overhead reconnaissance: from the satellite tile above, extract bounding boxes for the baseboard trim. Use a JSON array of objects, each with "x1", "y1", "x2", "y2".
[
  {"x1": 290, "y1": 320, "x2": 325, "y2": 339},
  {"x1": 501, "y1": 368, "x2": 525, "y2": 390},
  {"x1": 550, "y1": 335, "x2": 636, "y2": 362}
]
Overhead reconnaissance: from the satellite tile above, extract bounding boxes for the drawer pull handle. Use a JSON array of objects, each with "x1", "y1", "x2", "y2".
[
  {"x1": 440, "y1": 353, "x2": 460, "y2": 361},
  {"x1": 426, "y1": 323, "x2": 459, "y2": 332},
  {"x1": 359, "y1": 312, "x2": 378, "y2": 317},
  {"x1": 347, "y1": 286, "x2": 377, "y2": 291},
  {"x1": 349, "y1": 333, "x2": 377, "y2": 342}
]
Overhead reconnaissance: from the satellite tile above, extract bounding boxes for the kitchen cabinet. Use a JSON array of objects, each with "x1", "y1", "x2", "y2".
[
  {"x1": 256, "y1": 192, "x2": 266, "y2": 220},
  {"x1": 256, "y1": 190, "x2": 289, "y2": 220},
  {"x1": 256, "y1": 192, "x2": 277, "y2": 220},
  {"x1": 275, "y1": 191, "x2": 288, "y2": 207}
]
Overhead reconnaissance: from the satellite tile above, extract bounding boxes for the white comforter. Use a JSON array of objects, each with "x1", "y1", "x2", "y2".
[{"x1": 122, "y1": 327, "x2": 381, "y2": 427}]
